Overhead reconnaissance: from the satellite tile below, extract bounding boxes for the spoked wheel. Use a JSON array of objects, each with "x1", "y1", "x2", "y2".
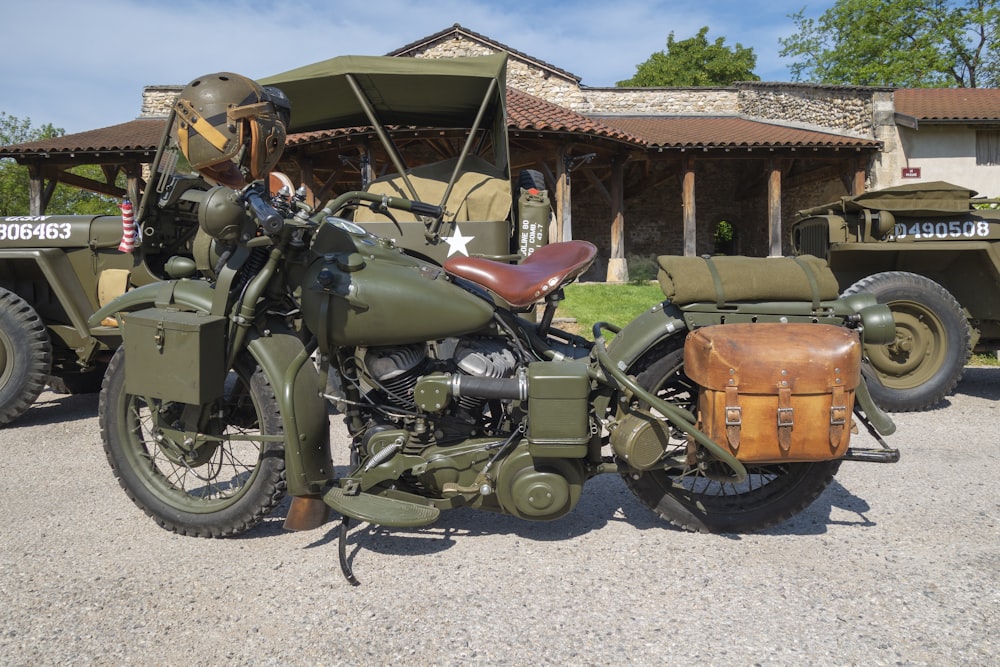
[
  {"x1": 621, "y1": 341, "x2": 840, "y2": 533},
  {"x1": 99, "y1": 347, "x2": 286, "y2": 536}
]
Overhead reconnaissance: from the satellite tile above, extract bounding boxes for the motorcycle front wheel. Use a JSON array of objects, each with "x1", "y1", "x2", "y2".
[
  {"x1": 99, "y1": 347, "x2": 286, "y2": 537},
  {"x1": 622, "y1": 341, "x2": 840, "y2": 533}
]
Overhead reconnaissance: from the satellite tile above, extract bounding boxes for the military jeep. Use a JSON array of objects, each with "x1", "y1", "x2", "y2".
[
  {"x1": 0, "y1": 187, "x2": 213, "y2": 425},
  {"x1": 790, "y1": 181, "x2": 999, "y2": 411}
]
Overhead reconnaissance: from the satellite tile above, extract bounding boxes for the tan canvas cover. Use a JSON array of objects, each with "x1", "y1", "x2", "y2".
[
  {"x1": 797, "y1": 181, "x2": 981, "y2": 218},
  {"x1": 354, "y1": 156, "x2": 512, "y2": 223}
]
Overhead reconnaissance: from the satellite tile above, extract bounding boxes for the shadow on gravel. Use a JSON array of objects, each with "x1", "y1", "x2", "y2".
[
  {"x1": 960, "y1": 366, "x2": 1000, "y2": 401},
  {"x1": 317, "y1": 473, "x2": 876, "y2": 570},
  {"x1": 15, "y1": 390, "x2": 100, "y2": 427}
]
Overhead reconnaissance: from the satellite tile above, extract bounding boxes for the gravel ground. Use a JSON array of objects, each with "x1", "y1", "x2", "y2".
[{"x1": 1, "y1": 367, "x2": 997, "y2": 666}]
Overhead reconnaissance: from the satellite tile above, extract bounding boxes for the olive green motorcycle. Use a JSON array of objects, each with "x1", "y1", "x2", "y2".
[
  {"x1": 90, "y1": 178, "x2": 901, "y2": 578},
  {"x1": 89, "y1": 66, "x2": 899, "y2": 584}
]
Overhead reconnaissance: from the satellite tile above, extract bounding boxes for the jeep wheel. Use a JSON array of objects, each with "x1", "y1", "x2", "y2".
[
  {"x1": 0, "y1": 287, "x2": 53, "y2": 426},
  {"x1": 843, "y1": 271, "x2": 970, "y2": 412}
]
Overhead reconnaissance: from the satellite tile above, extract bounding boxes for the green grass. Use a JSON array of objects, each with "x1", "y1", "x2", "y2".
[
  {"x1": 558, "y1": 282, "x2": 663, "y2": 338},
  {"x1": 970, "y1": 352, "x2": 1000, "y2": 367}
]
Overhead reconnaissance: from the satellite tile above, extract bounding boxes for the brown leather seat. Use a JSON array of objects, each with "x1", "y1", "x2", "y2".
[{"x1": 444, "y1": 241, "x2": 597, "y2": 308}]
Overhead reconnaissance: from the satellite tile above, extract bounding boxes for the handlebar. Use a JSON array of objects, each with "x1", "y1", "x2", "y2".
[
  {"x1": 239, "y1": 184, "x2": 446, "y2": 238},
  {"x1": 319, "y1": 191, "x2": 443, "y2": 223},
  {"x1": 242, "y1": 186, "x2": 284, "y2": 235}
]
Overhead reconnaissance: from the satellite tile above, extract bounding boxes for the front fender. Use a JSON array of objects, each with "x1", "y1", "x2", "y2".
[
  {"x1": 245, "y1": 330, "x2": 331, "y2": 496},
  {"x1": 87, "y1": 279, "x2": 215, "y2": 327}
]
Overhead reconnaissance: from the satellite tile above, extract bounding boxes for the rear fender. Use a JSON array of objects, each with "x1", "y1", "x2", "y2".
[{"x1": 604, "y1": 302, "x2": 687, "y2": 371}]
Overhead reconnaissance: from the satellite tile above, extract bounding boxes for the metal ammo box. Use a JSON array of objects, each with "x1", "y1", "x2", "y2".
[{"x1": 123, "y1": 308, "x2": 227, "y2": 405}]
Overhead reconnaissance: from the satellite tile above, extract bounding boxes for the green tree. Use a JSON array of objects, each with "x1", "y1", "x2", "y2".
[
  {"x1": 1, "y1": 111, "x2": 121, "y2": 216},
  {"x1": 1, "y1": 112, "x2": 62, "y2": 215},
  {"x1": 617, "y1": 26, "x2": 759, "y2": 87},
  {"x1": 779, "y1": 0, "x2": 1000, "y2": 87}
]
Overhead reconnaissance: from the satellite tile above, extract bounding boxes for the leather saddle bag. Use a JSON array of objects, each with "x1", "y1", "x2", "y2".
[{"x1": 683, "y1": 323, "x2": 861, "y2": 463}]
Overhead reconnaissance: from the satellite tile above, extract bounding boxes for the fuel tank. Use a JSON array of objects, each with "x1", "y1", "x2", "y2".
[{"x1": 300, "y1": 218, "x2": 495, "y2": 347}]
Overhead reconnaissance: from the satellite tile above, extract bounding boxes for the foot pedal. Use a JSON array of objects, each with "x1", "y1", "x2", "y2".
[{"x1": 323, "y1": 486, "x2": 440, "y2": 527}]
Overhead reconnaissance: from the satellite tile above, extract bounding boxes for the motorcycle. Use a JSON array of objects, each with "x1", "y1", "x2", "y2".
[
  {"x1": 90, "y1": 176, "x2": 899, "y2": 584},
  {"x1": 88, "y1": 61, "x2": 898, "y2": 584}
]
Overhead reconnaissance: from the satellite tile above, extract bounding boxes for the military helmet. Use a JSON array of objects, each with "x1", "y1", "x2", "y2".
[{"x1": 173, "y1": 72, "x2": 289, "y2": 188}]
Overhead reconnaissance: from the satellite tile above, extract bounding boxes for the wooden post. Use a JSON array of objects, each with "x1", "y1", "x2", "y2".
[
  {"x1": 852, "y1": 160, "x2": 865, "y2": 195},
  {"x1": 555, "y1": 146, "x2": 572, "y2": 241},
  {"x1": 682, "y1": 156, "x2": 696, "y2": 256},
  {"x1": 607, "y1": 157, "x2": 628, "y2": 282},
  {"x1": 28, "y1": 165, "x2": 43, "y2": 216},
  {"x1": 768, "y1": 159, "x2": 782, "y2": 256}
]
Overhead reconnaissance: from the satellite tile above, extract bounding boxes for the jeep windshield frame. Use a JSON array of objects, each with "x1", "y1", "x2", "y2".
[{"x1": 258, "y1": 53, "x2": 510, "y2": 236}]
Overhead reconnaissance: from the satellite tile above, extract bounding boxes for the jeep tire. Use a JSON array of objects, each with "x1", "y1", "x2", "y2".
[
  {"x1": 0, "y1": 287, "x2": 53, "y2": 426},
  {"x1": 843, "y1": 271, "x2": 970, "y2": 412}
]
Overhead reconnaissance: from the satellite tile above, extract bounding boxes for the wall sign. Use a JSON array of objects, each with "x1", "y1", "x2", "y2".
[{"x1": 902, "y1": 167, "x2": 921, "y2": 178}]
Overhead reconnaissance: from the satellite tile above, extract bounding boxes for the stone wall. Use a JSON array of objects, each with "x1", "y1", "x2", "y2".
[
  {"x1": 737, "y1": 84, "x2": 876, "y2": 136},
  {"x1": 144, "y1": 39, "x2": 884, "y2": 139},
  {"x1": 412, "y1": 37, "x2": 743, "y2": 118},
  {"x1": 141, "y1": 85, "x2": 181, "y2": 117}
]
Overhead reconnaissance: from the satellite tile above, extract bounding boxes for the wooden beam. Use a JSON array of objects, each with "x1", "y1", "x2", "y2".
[
  {"x1": 768, "y1": 159, "x2": 783, "y2": 256},
  {"x1": 52, "y1": 169, "x2": 126, "y2": 198},
  {"x1": 682, "y1": 156, "x2": 696, "y2": 256},
  {"x1": 607, "y1": 157, "x2": 628, "y2": 281},
  {"x1": 583, "y1": 168, "x2": 612, "y2": 207},
  {"x1": 852, "y1": 158, "x2": 866, "y2": 194},
  {"x1": 555, "y1": 145, "x2": 571, "y2": 241}
]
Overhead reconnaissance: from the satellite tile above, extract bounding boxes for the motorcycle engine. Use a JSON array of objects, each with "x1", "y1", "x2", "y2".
[
  {"x1": 355, "y1": 337, "x2": 586, "y2": 521},
  {"x1": 361, "y1": 337, "x2": 519, "y2": 428}
]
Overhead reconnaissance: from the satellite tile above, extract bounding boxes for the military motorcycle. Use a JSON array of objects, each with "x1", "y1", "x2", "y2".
[{"x1": 88, "y1": 62, "x2": 898, "y2": 584}]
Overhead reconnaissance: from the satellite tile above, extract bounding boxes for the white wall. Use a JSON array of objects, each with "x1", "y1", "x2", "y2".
[{"x1": 890, "y1": 125, "x2": 1000, "y2": 198}]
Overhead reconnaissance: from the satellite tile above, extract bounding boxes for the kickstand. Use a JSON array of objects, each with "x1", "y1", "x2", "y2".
[{"x1": 338, "y1": 516, "x2": 361, "y2": 586}]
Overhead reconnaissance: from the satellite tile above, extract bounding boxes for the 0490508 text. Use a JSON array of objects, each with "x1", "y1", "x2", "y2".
[{"x1": 891, "y1": 219, "x2": 992, "y2": 240}]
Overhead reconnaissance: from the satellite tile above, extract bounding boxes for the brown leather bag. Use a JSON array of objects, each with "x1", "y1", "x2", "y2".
[{"x1": 683, "y1": 323, "x2": 861, "y2": 463}]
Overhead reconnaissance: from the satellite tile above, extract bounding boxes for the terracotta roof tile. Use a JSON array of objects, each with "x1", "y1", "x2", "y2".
[
  {"x1": 507, "y1": 89, "x2": 644, "y2": 145},
  {"x1": 594, "y1": 116, "x2": 881, "y2": 150},
  {"x1": 284, "y1": 88, "x2": 646, "y2": 148},
  {"x1": 894, "y1": 88, "x2": 1000, "y2": 122},
  {"x1": 0, "y1": 118, "x2": 164, "y2": 155}
]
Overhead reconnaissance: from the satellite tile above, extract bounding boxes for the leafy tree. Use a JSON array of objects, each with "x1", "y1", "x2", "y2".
[
  {"x1": 617, "y1": 27, "x2": 759, "y2": 87},
  {"x1": 779, "y1": 0, "x2": 1000, "y2": 87},
  {"x1": 1, "y1": 112, "x2": 62, "y2": 215},
  {"x1": 1, "y1": 111, "x2": 121, "y2": 215}
]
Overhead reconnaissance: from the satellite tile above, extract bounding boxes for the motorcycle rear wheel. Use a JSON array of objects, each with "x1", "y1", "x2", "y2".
[
  {"x1": 622, "y1": 341, "x2": 841, "y2": 533},
  {"x1": 99, "y1": 347, "x2": 286, "y2": 537}
]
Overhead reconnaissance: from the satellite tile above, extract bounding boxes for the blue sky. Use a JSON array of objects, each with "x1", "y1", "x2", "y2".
[{"x1": 1, "y1": 0, "x2": 820, "y2": 136}]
